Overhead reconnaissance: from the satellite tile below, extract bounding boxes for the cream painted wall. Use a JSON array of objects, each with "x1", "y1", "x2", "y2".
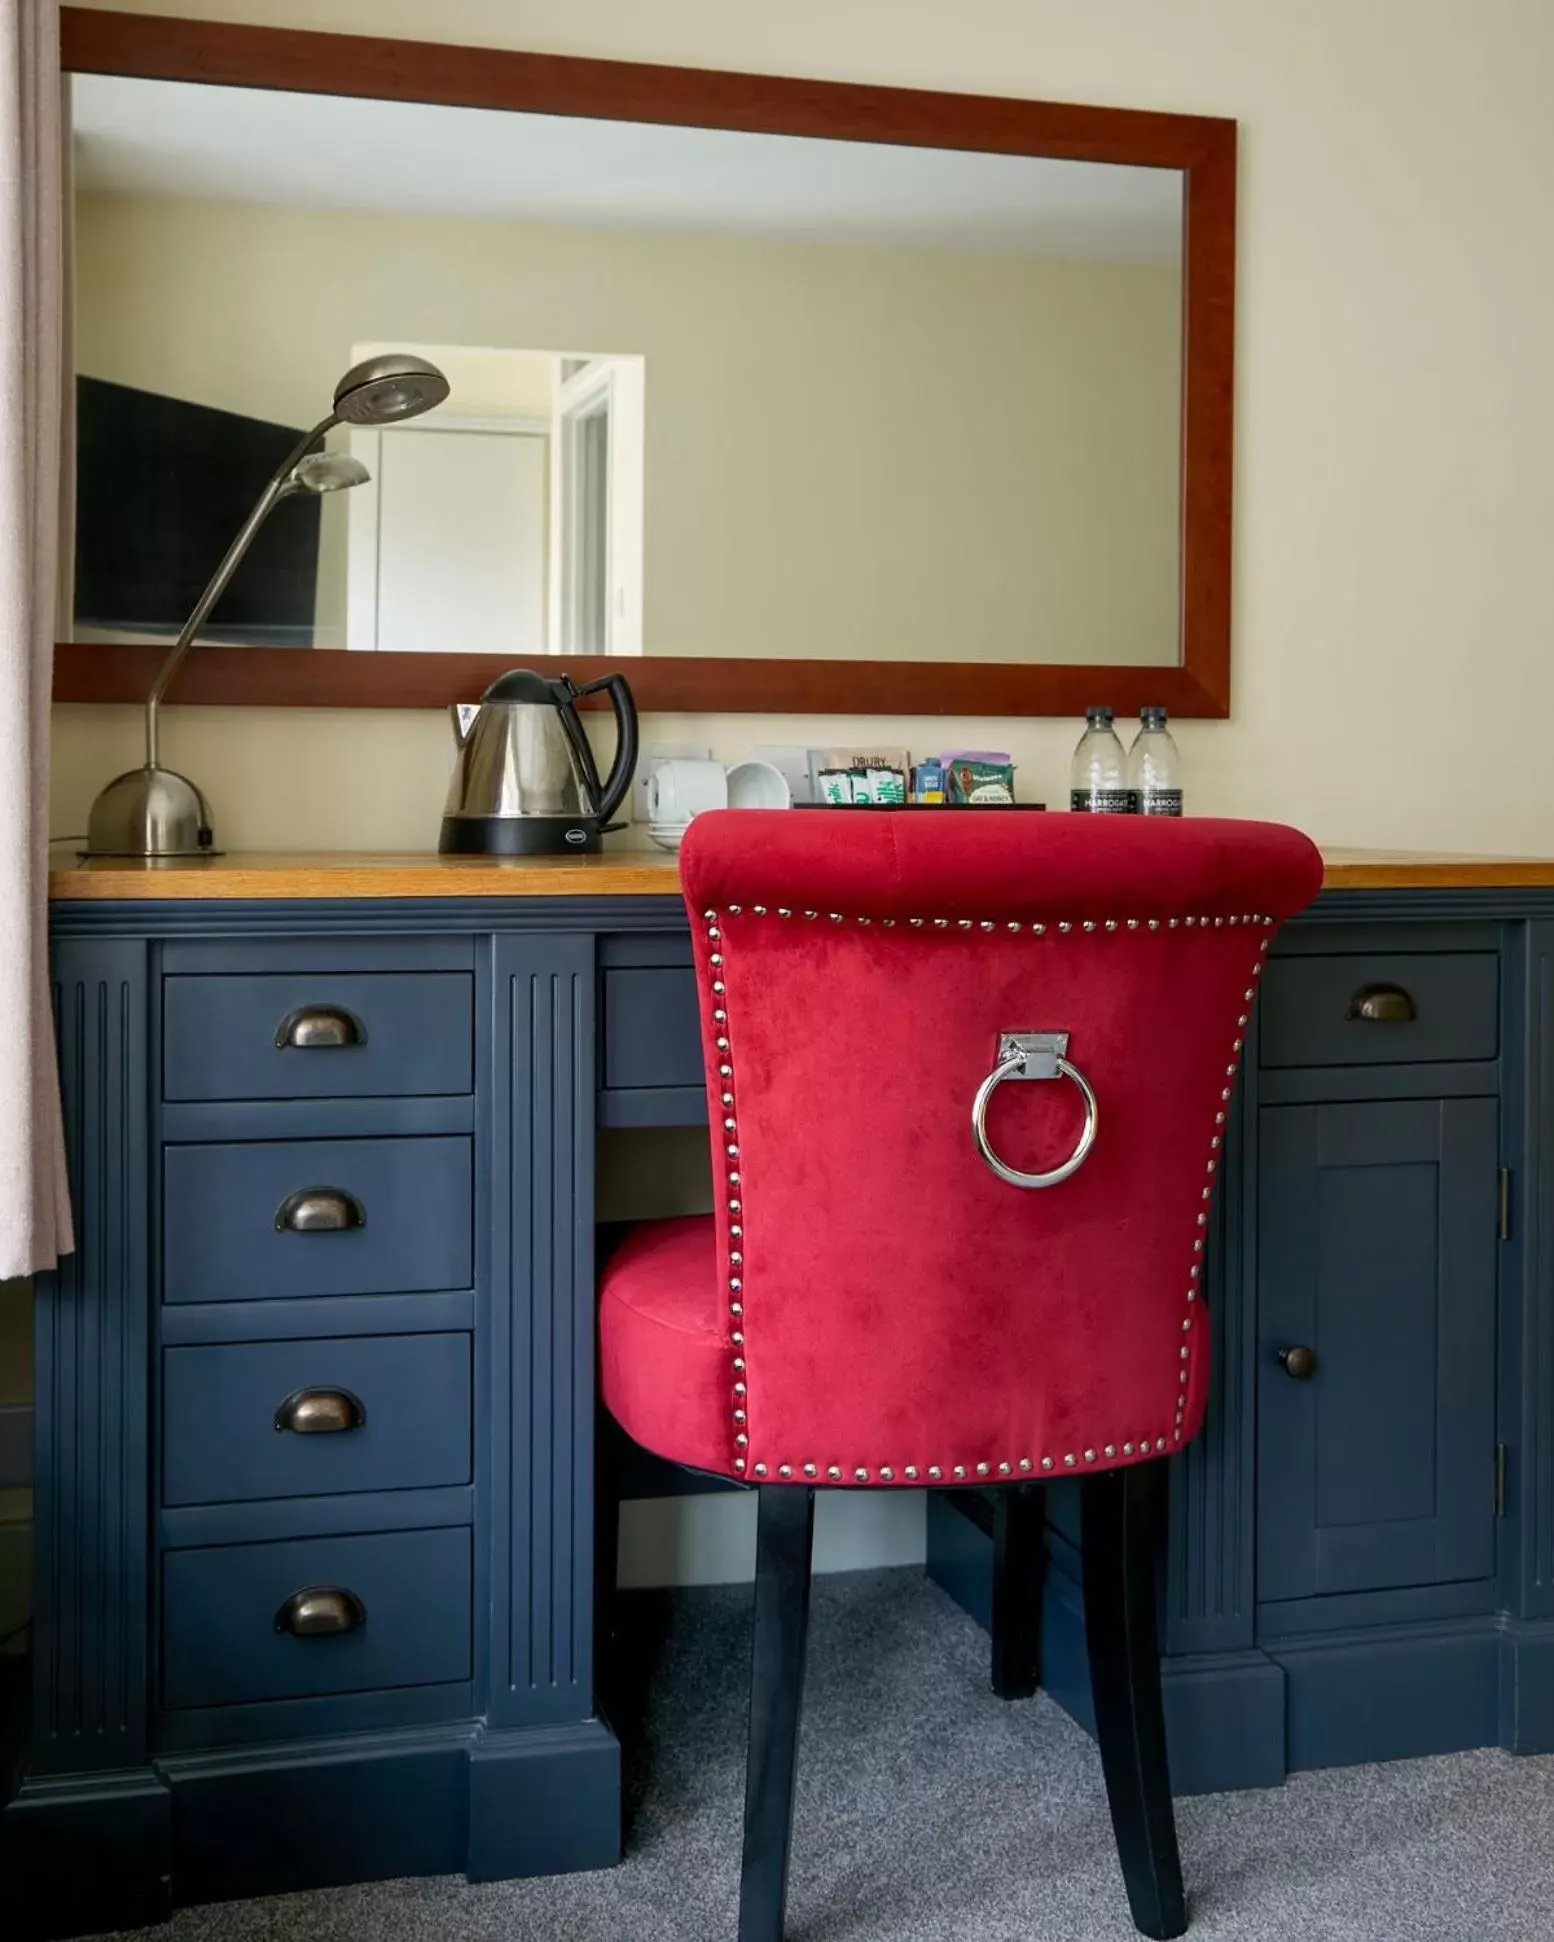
[
  {"x1": 72, "y1": 189, "x2": 1180, "y2": 666},
  {"x1": 60, "y1": 0, "x2": 1554, "y2": 854},
  {"x1": 352, "y1": 344, "x2": 558, "y2": 423},
  {"x1": 50, "y1": 700, "x2": 1259, "y2": 845}
]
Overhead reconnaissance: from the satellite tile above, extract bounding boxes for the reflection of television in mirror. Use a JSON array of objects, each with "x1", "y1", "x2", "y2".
[{"x1": 74, "y1": 377, "x2": 322, "y2": 646}]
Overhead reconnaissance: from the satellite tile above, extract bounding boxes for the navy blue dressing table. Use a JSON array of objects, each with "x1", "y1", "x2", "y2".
[{"x1": 10, "y1": 845, "x2": 1554, "y2": 1935}]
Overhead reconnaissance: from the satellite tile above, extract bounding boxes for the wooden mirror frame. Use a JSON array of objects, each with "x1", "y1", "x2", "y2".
[{"x1": 54, "y1": 8, "x2": 1236, "y2": 719}]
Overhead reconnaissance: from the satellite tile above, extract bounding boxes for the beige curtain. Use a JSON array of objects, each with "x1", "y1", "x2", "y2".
[{"x1": 0, "y1": 0, "x2": 72, "y2": 1278}]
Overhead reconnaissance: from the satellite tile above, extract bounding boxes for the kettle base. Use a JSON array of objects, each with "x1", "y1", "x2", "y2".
[{"x1": 438, "y1": 814, "x2": 602, "y2": 856}]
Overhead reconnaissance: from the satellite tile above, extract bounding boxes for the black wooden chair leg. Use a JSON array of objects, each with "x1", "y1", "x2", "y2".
[
  {"x1": 739, "y1": 1485, "x2": 816, "y2": 1942},
  {"x1": 991, "y1": 1481, "x2": 1046, "y2": 1699},
  {"x1": 1080, "y1": 1461, "x2": 1187, "y2": 1941}
]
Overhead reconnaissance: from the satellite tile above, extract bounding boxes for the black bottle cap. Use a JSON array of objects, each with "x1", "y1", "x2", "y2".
[
  {"x1": 1141, "y1": 706, "x2": 1169, "y2": 729},
  {"x1": 1085, "y1": 707, "x2": 1114, "y2": 728}
]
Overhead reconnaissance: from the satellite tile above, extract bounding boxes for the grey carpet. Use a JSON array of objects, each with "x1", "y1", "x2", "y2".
[{"x1": 97, "y1": 1569, "x2": 1554, "y2": 1942}]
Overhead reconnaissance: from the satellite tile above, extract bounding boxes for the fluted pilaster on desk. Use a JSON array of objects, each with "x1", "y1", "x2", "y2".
[
  {"x1": 485, "y1": 934, "x2": 597, "y2": 1728},
  {"x1": 32, "y1": 939, "x2": 151, "y2": 1777}
]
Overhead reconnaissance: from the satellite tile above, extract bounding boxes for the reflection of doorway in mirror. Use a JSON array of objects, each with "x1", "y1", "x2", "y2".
[
  {"x1": 554, "y1": 356, "x2": 646, "y2": 656},
  {"x1": 342, "y1": 341, "x2": 645, "y2": 656},
  {"x1": 348, "y1": 414, "x2": 549, "y2": 655}
]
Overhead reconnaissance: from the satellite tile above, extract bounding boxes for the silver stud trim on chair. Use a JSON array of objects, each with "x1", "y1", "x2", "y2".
[{"x1": 700, "y1": 904, "x2": 1276, "y2": 1480}]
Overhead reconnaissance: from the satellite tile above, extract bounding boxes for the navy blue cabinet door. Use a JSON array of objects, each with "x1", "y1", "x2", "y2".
[{"x1": 1257, "y1": 1097, "x2": 1498, "y2": 1605}]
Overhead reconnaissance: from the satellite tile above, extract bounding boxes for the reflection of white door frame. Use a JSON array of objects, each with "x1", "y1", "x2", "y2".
[
  {"x1": 558, "y1": 370, "x2": 609, "y2": 657},
  {"x1": 345, "y1": 414, "x2": 551, "y2": 652},
  {"x1": 549, "y1": 358, "x2": 645, "y2": 657}
]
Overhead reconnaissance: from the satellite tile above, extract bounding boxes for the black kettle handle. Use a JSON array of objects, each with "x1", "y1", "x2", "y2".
[
  {"x1": 552, "y1": 679, "x2": 603, "y2": 805},
  {"x1": 572, "y1": 675, "x2": 639, "y2": 827}
]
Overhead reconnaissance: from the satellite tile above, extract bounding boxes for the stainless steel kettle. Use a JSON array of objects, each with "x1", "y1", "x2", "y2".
[{"x1": 438, "y1": 669, "x2": 639, "y2": 855}]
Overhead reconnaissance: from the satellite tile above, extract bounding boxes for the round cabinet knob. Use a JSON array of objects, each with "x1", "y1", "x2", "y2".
[{"x1": 1277, "y1": 1344, "x2": 1318, "y2": 1380}]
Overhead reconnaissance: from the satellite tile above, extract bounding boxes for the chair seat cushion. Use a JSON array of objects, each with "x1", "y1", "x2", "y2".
[{"x1": 600, "y1": 1214, "x2": 734, "y2": 1476}]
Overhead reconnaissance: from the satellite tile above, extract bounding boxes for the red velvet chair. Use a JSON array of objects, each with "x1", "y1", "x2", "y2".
[{"x1": 600, "y1": 809, "x2": 1323, "y2": 1942}]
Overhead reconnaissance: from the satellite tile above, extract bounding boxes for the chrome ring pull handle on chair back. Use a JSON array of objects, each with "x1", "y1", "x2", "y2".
[{"x1": 971, "y1": 1032, "x2": 1099, "y2": 1189}]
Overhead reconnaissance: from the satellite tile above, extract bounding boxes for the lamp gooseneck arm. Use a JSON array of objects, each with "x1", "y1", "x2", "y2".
[{"x1": 143, "y1": 411, "x2": 339, "y2": 769}]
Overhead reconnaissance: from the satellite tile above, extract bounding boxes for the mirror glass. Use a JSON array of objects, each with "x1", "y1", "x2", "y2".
[{"x1": 68, "y1": 75, "x2": 1184, "y2": 667}]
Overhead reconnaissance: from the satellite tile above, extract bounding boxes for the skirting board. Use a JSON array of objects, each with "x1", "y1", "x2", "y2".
[
  {"x1": 0, "y1": 1719, "x2": 620, "y2": 1939},
  {"x1": 619, "y1": 1489, "x2": 926, "y2": 1588},
  {"x1": 924, "y1": 1491, "x2": 1554, "y2": 1794},
  {"x1": 1499, "y1": 1617, "x2": 1554, "y2": 1753}
]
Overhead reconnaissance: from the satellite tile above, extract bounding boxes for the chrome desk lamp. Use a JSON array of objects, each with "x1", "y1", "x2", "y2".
[{"x1": 84, "y1": 352, "x2": 451, "y2": 857}]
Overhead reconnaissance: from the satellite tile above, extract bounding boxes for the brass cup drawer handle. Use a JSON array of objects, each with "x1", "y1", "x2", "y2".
[
  {"x1": 274, "y1": 1187, "x2": 366, "y2": 1233},
  {"x1": 1346, "y1": 983, "x2": 1417, "y2": 1023},
  {"x1": 275, "y1": 1005, "x2": 367, "y2": 1050},
  {"x1": 274, "y1": 1386, "x2": 366, "y2": 1435},
  {"x1": 275, "y1": 1586, "x2": 366, "y2": 1638}
]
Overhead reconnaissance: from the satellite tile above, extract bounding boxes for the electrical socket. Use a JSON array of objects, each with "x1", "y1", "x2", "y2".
[{"x1": 635, "y1": 744, "x2": 713, "y2": 822}]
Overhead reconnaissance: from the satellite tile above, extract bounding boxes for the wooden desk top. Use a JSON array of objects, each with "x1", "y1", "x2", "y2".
[
  {"x1": 49, "y1": 849, "x2": 685, "y2": 900},
  {"x1": 1317, "y1": 849, "x2": 1554, "y2": 891},
  {"x1": 48, "y1": 845, "x2": 1554, "y2": 901}
]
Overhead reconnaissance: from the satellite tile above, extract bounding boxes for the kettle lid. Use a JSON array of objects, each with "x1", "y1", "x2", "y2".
[{"x1": 480, "y1": 668, "x2": 563, "y2": 705}]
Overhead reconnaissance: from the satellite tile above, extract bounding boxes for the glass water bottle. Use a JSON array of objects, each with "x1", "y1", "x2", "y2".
[
  {"x1": 1069, "y1": 707, "x2": 1131, "y2": 813},
  {"x1": 1128, "y1": 707, "x2": 1184, "y2": 816}
]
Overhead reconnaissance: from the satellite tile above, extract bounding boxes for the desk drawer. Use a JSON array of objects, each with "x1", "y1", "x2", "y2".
[
  {"x1": 164, "y1": 972, "x2": 473, "y2": 1102},
  {"x1": 163, "y1": 1137, "x2": 472, "y2": 1303},
  {"x1": 163, "y1": 1333, "x2": 471, "y2": 1507},
  {"x1": 602, "y1": 966, "x2": 703, "y2": 1091},
  {"x1": 1260, "y1": 953, "x2": 1499, "y2": 1068},
  {"x1": 162, "y1": 1526, "x2": 471, "y2": 1709}
]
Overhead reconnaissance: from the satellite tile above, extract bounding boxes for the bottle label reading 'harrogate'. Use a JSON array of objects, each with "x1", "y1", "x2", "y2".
[
  {"x1": 1138, "y1": 791, "x2": 1184, "y2": 817},
  {"x1": 1071, "y1": 789, "x2": 1133, "y2": 814}
]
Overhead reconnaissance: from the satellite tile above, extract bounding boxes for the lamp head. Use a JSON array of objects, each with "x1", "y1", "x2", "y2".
[
  {"x1": 290, "y1": 452, "x2": 370, "y2": 494},
  {"x1": 332, "y1": 353, "x2": 450, "y2": 426}
]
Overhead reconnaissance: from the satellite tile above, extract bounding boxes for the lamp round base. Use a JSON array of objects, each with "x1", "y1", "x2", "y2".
[{"x1": 85, "y1": 766, "x2": 217, "y2": 858}]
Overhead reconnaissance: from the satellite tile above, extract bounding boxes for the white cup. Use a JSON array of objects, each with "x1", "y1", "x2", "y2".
[
  {"x1": 726, "y1": 759, "x2": 792, "y2": 810},
  {"x1": 648, "y1": 758, "x2": 728, "y2": 825}
]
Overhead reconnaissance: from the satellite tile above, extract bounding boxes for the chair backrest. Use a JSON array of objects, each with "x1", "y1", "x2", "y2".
[{"x1": 678, "y1": 809, "x2": 1322, "y2": 1486}]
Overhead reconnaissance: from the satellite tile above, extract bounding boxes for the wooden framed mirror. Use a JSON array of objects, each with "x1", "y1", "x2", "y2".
[{"x1": 54, "y1": 9, "x2": 1236, "y2": 718}]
